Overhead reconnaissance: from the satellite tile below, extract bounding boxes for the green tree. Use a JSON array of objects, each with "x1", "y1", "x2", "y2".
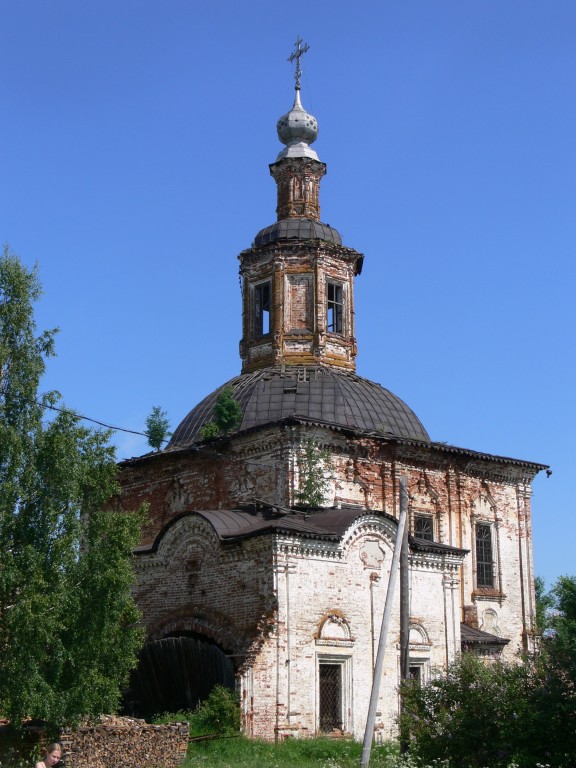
[
  {"x1": 0, "y1": 247, "x2": 145, "y2": 730},
  {"x1": 213, "y1": 387, "x2": 242, "y2": 433},
  {"x1": 295, "y1": 439, "x2": 331, "y2": 508},
  {"x1": 534, "y1": 575, "x2": 555, "y2": 634},
  {"x1": 145, "y1": 405, "x2": 171, "y2": 451},
  {"x1": 537, "y1": 575, "x2": 576, "y2": 762},
  {"x1": 399, "y1": 654, "x2": 541, "y2": 768},
  {"x1": 190, "y1": 684, "x2": 240, "y2": 736},
  {"x1": 199, "y1": 387, "x2": 242, "y2": 441},
  {"x1": 400, "y1": 608, "x2": 576, "y2": 768},
  {"x1": 549, "y1": 575, "x2": 576, "y2": 658}
]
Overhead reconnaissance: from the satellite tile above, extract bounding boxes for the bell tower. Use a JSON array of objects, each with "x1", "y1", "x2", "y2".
[{"x1": 238, "y1": 38, "x2": 364, "y2": 374}]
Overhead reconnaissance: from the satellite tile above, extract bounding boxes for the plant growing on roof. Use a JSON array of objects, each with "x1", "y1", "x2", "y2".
[
  {"x1": 295, "y1": 438, "x2": 332, "y2": 508},
  {"x1": 199, "y1": 387, "x2": 242, "y2": 441},
  {"x1": 145, "y1": 405, "x2": 171, "y2": 451}
]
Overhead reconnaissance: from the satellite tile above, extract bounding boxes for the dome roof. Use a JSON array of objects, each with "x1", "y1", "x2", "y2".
[
  {"x1": 254, "y1": 218, "x2": 342, "y2": 247},
  {"x1": 168, "y1": 366, "x2": 429, "y2": 449},
  {"x1": 276, "y1": 89, "x2": 319, "y2": 161}
]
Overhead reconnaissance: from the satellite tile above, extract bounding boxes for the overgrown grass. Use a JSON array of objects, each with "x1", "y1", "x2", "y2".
[
  {"x1": 151, "y1": 688, "x2": 415, "y2": 768},
  {"x1": 183, "y1": 736, "x2": 409, "y2": 768}
]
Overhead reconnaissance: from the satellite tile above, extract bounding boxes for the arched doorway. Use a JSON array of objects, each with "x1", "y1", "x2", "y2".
[{"x1": 124, "y1": 632, "x2": 235, "y2": 717}]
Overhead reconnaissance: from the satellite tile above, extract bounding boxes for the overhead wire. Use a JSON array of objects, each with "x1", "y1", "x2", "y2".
[
  {"x1": 35, "y1": 398, "x2": 357, "y2": 481},
  {"x1": 41, "y1": 400, "x2": 153, "y2": 440}
]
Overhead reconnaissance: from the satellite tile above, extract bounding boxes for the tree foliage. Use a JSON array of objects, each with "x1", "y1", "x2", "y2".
[
  {"x1": 190, "y1": 684, "x2": 240, "y2": 736},
  {"x1": 549, "y1": 575, "x2": 576, "y2": 659},
  {"x1": 400, "y1": 576, "x2": 576, "y2": 768},
  {"x1": 295, "y1": 439, "x2": 331, "y2": 508},
  {"x1": 199, "y1": 387, "x2": 242, "y2": 441},
  {"x1": 534, "y1": 574, "x2": 554, "y2": 634},
  {"x1": 0, "y1": 247, "x2": 145, "y2": 729},
  {"x1": 145, "y1": 405, "x2": 171, "y2": 451}
]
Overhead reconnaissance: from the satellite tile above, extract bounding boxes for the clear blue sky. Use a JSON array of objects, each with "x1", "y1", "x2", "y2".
[{"x1": 2, "y1": 1, "x2": 574, "y2": 588}]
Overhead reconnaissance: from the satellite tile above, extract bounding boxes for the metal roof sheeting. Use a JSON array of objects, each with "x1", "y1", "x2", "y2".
[{"x1": 168, "y1": 365, "x2": 430, "y2": 448}]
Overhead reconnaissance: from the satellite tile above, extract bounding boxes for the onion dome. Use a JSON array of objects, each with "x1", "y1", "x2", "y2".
[{"x1": 276, "y1": 90, "x2": 319, "y2": 161}]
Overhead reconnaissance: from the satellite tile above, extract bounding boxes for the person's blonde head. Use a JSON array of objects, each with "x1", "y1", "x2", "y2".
[{"x1": 42, "y1": 743, "x2": 62, "y2": 766}]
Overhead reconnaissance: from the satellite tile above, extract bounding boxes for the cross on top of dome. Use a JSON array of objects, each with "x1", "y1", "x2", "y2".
[
  {"x1": 276, "y1": 38, "x2": 319, "y2": 161},
  {"x1": 288, "y1": 36, "x2": 309, "y2": 91}
]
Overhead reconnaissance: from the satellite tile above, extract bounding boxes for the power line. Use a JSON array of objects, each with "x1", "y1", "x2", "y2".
[
  {"x1": 41, "y1": 401, "x2": 155, "y2": 440},
  {"x1": 40, "y1": 399, "x2": 343, "y2": 473}
]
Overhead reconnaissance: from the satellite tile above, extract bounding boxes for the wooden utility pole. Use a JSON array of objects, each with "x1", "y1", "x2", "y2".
[
  {"x1": 399, "y1": 501, "x2": 410, "y2": 753},
  {"x1": 360, "y1": 477, "x2": 409, "y2": 768}
]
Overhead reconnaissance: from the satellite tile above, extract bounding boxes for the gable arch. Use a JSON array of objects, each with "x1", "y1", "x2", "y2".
[
  {"x1": 147, "y1": 608, "x2": 244, "y2": 654},
  {"x1": 409, "y1": 622, "x2": 431, "y2": 648},
  {"x1": 340, "y1": 514, "x2": 397, "y2": 560},
  {"x1": 409, "y1": 473, "x2": 440, "y2": 508},
  {"x1": 472, "y1": 487, "x2": 497, "y2": 518},
  {"x1": 155, "y1": 512, "x2": 220, "y2": 561},
  {"x1": 316, "y1": 612, "x2": 354, "y2": 643}
]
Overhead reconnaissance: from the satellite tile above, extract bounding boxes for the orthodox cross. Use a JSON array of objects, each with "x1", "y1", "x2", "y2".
[{"x1": 288, "y1": 36, "x2": 310, "y2": 90}]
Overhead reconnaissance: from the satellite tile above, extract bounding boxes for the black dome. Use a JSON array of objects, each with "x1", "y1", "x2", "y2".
[
  {"x1": 254, "y1": 218, "x2": 342, "y2": 246},
  {"x1": 168, "y1": 366, "x2": 429, "y2": 448}
]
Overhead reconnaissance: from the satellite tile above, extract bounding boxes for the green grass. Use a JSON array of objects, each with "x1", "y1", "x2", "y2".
[{"x1": 182, "y1": 736, "x2": 413, "y2": 768}]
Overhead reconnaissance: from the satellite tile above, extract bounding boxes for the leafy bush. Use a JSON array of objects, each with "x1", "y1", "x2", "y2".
[
  {"x1": 399, "y1": 651, "x2": 574, "y2": 768},
  {"x1": 191, "y1": 685, "x2": 240, "y2": 736},
  {"x1": 213, "y1": 388, "x2": 242, "y2": 434},
  {"x1": 154, "y1": 685, "x2": 240, "y2": 737},
  {"x1": 199, "y1": 388, "x2": 242, "y2": 441}
]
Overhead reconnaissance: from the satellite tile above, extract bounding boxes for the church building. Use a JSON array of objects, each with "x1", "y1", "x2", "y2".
[{"x1": 118, "y1": 43, "x2": 546, "y2": 742}]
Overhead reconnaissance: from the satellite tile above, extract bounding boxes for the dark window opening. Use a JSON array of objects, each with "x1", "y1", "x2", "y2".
[
  {"x1": 414, "y1": 514, "x2": 434, "y2": 541},
  {"x1": 476, "y1": 523, "x2": 494, "y2": 588},
  {"x1": 254, "y1": 282, "x2": 271, "y2": 336},
  {"x1": 408, "y1": 665, "x2": 422, "y2": 686},
  {"x1": 319, "y1": 663, "x2": 342, "y2": 732},
  {"x1": 327, "y1": 282, "x2": 343, "y2": 334}
]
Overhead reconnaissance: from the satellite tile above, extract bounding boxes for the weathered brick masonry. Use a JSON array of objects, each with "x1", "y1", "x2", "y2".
[
  {"x1": 118, "y1": 61, "x2": 547, "y2": 741},
  {"x1": 120, "y1": 423, "x2": 543, "y2": 739}
]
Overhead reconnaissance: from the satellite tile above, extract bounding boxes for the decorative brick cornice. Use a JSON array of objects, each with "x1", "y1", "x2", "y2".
[{"x1": 409, "y1": 551, "x2": 465, "y2": 573}]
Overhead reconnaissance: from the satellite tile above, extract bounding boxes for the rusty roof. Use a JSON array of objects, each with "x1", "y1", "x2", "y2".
[
  {"x1": 460, "y1": 623, "x2": 510, "y2": 646},
  {"x1": 168, "y1": 365, "x2": 430, "y2": 449},
  {"x1": 253, "y1": 218, "x2": 342, "y2": 246},
  {"x1": 136, "y1": 505, "x2": 470, "y2": 556}
]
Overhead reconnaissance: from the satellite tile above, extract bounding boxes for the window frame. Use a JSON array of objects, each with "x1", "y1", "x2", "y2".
[
  {"x1": 316, "y1": 652, "x2": 352, "y2": 735},
  {"x1": 475, "y1": 522, "x2": 495, "y2": 589},
  {"x1": 326, "y1": 281, "x2": 344, "y2": 335},
  {"x1": 407, "y1": 660, "x2": 429, "y2": 686},
  {"x1": 413, "y1": 513, "x2": 434, "y2": 542},
  {"x1": 253, "y1": 280, "x2": 271, "y2": 337}
]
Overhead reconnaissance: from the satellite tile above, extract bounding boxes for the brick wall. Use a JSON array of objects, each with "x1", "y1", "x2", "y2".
[{"x1": 119, "y1": 424, "x2": 541, "y2": 740}]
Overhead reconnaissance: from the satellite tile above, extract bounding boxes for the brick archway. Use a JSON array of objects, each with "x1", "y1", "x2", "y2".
[{"x1": 123, "y1": 633, "x2": 235, "y2": 718}]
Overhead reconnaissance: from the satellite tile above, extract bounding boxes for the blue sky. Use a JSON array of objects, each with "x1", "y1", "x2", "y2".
[{"x1": 1, "y1": 1, "x2": 574, "y2": 588}]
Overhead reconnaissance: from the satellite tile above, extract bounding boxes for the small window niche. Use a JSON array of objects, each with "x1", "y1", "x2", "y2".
[
  {"x1": 253, "y1": 281, "x2": 271, "y2": 337},
  {"x1": 327, "y1": 281, "x2": 344, "y2": 334}
]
